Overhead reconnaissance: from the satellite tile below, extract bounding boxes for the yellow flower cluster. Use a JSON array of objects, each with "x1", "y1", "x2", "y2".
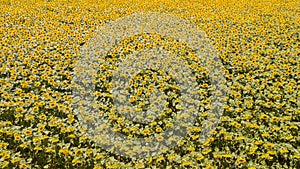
[{"x1": 0, "y1": 0, "x2": 299, "y2": 168}]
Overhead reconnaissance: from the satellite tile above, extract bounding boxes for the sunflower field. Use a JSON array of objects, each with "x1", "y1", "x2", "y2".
[{"x1": 0, "y1": 0, "x2": 299, "y2": 169}]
